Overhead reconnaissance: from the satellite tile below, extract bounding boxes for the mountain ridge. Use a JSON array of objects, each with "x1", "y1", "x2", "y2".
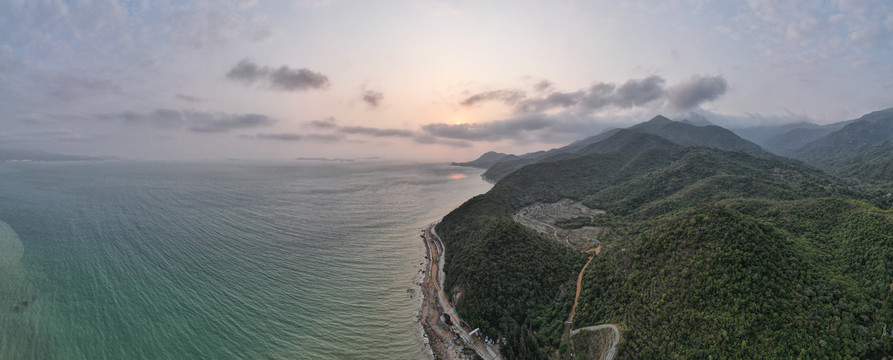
[
  {"x1": 467, "y1": 115, "x2": 770, "y2": 182},
  {"x1": 436, "y1": 109, "x2": 893, "y2": 358}
]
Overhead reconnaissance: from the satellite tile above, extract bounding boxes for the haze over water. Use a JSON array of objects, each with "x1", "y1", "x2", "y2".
[{"x1": 0, "y1": 160, "x2": 491, "y2": 359}]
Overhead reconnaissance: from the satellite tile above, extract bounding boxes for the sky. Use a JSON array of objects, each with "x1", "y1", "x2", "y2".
[{"x1": 1, "y1": 0, "x2": 892, "y2": 161}]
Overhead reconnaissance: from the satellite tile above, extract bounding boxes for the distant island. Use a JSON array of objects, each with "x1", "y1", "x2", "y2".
[
  {"x1": 436, "y1": 108, "x2": 893, "y2": 359},
  {"x1": 295, "y1": 156, "x2": 380, "y2": 162},
  {"x1": 0, "y1": 148, "x2": 110, "y2": 162}
]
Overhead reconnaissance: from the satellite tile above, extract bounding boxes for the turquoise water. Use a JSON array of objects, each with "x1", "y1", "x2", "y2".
[{"x1": 0, "y1": 161, "x2": 491, "y2": 359}]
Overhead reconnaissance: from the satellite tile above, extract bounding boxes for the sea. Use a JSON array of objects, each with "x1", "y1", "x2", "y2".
[{"x1": 0, "y1": 160, "x2": 492, "y2": 359}]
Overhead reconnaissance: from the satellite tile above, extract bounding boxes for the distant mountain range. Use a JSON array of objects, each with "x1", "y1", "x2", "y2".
[
  {"x1": 788, "y1": 108, "x2": 893, "y2": 181},
  {"x1": 732, "y1": 107, "x2": 893, "y2": 181},
  {"x1": 455, "y1": 114, "x2": 771, "y2": 181},
  {"x1": 456, "y1": 108, "x2": 893, "y2": 183}
]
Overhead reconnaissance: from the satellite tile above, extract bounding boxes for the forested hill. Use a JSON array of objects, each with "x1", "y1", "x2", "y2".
[
  {"x1": 789, "y1": 108, "x2": 893, "y2": 182},
  {"x1": 436, "y1": 121, "x2": 893, "y2": 359},
  {"x1": 629, "y1": 115, "x2": 767, "y2": 156},
  {"x1": 477, "y1": 115, "x2": 767, "y2": 182},
  {"x1": 450, "y1": 151, "x2": 511, "y2": 169}
]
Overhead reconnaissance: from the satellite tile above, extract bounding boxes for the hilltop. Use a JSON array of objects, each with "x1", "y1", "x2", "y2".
[
  {"x1": 451, "y1": 151, "x2": 513, "y2": 169},
  {"x1": 460, "y1": 115, "x2": 769, "y2": 182}
]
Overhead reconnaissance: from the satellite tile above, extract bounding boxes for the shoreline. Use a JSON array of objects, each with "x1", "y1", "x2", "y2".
[
  {"x1": 415, "y1": 222, "x2": 502, "y2": 360},
  {"x1": 415, "y1": 222, "x2": 460, "y2": 360}
]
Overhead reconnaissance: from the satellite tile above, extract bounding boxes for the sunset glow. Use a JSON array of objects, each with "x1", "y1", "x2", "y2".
[{"x1": 0, "y1": 1, "x2": 890, "y2": 161}]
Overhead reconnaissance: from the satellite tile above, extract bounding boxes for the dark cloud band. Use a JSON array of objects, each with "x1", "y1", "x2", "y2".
[
  {"x1": 667, "y1": 75, "x2": 728, "y2": 109},
  {"x1": 102, "y1": 109, "x2": 276, "y2": 133},
  {"x1": 226, "y1": 59, "x2": 329, "y2": 91}
]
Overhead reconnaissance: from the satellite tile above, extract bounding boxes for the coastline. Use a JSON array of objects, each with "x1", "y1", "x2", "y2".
[
  {"x1": 415, "y1": 225, "x2": 436, "y2": 359},
  {"x1": 415, "y1": 222, "x2": 502, "y2": 360},
  {"x1": 415, "y1": 222, "x2": 461, "y2": 360}
]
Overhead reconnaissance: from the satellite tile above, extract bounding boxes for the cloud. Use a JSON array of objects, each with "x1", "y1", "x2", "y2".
[
  {"x1": 420, "y1": 112, "x2": 648, "y2": 144},
  {"x1": 460, "y1": 89, "x2": 527, "y2": 106},
  {"x1": 413, "y1": 135, "x2": 472, "y2": 148},
  {"x1": 362, "y1": 90, "x2": 384, "y2": 108},
  {"x1": 226, "y1": 59, "x2": 330, "y2": 91},
  {"x1": 305, "y1": 117, "x2": 338, "y2": 129},
  {"x1": 613, "y1": 75, "x2": 666, "y2": 108},
  {"x1": 305, "y1": 133, "x2": 345, "y2": 142},
  {"x1": 422, "y1": 75, "x2": 729, "y2": 145},
  {"x1": 188, "y1": 113, "x2": 277, "y2": 133},
  {"x1": 517, "y1": 91, "x2": 585, "y2": 113},
  {"x1": 340, "y1": 126, "x2": 414, "y2": 137},
  {"x1": 268, "y1": 66, "x2": 330, "y2": 91},
  {"x1": 253, "y1": 133, "x2": 303, "y2": 141},
  {"x1": 226, "y1": 59, "x2": 267, "y2": 84},
  {"x1": 45, "y1": 75, "x2": 122, "y2": 101},
  {"x1": 667, "y1": 75, "x2": 728, "y2": 109},
  {"x1": 113, "y1": 109, "x2": 186, "y2": 128},
  {"x1": 467, "y1": 76, "x2": 670, "y2": 114},
  {"x1": 422, "y1": 115, "x2": 553, "y2": 141},
  {"x1": 175, "y1": 93, "x2": 203, "y2": 103},
  {"x1": 243, "y1": 132, "x2": 345, "y2": 142},
  {"x1": 514, "y1": 75, "x2": 725, "y2": 114},
  {"x1": 101, "y1": 109, "x2": 276, "y2": 133},
  {"x1": 438, "y1": 75, "x2": 727, "y2": 141},
  {"x1": 172, "y1": 9, "x2": 240, "y2": 50},
  {"x1": 533, "y1": 79, "x2": 553, "y2": 92},
  {"x1": 580, "y1": 83, "x2": 617, "y2": 110},
  {"x1": 283, "y1": 118, "x2": 470, "y2": 147},
  {"x1": 422, "y1": 115, "x2": 602, "y2": 144}
]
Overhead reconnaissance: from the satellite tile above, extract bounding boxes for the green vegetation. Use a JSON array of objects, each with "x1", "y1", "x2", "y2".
[
  {"x1": 437, "y1": 118, "x2": 893, "y2": 359},
  {"x1": 576, "y1": 200, "x2": 893, "y2": 358},
  {"x1": 437, "y1": 196, "x2": 586, "y2": 357},
  {"x1": 790, "y1": 108, "x2": 893, "y2": 183},
  {"x1": 568, "y1": 328, "x2": 614, "y2": 360},
  {"x1": 477, "y1": 115, "x2": 767, "y2": 182},
  {"x1": 838, "y1": 139, "x2": 893, "y2": 182}
]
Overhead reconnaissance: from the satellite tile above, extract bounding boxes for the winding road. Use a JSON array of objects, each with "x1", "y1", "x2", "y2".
[
  {"x1": 424, "y1": 224, "x2": 502, "y2": 360},
  {"x1": 570, "y1": 324, "x2": 621, "y2": 360}
]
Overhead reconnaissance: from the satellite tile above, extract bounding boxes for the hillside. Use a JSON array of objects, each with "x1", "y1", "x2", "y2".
[
  {"x1": 762, "y1": 125, "x2": 847, "y2": 155},
  {"x1": 450, "y1": 151, "x2": 512, "y2": 169},
  {"x1": 731, "y1": 120, "x2": 853, "y2": 156},
  {"x1": 792, "y1": 108, "x2": 893, "y2": 163},
  {"x1": 479, "y1": 115, "x2": 767, "y2": 182},
  {"x1": 838, "y1": 139, "x2": 893, "y2": 181},
  {"x1": 575, "y1": 198, "x2": 893, "y2": 358},
  {"x1": 729, "y1": 121, "x2": 820, "y2": 147},
  {"x1": 789, "y1": 108, "x2": 893, "y2": 181},
  {"x1": 629, "y1": 115, "x2": 767, "y2": 156},
  {"x1": 478, "y1": 129, "x2": 622, "y2": 182},
  {"x1": 436, "y1": 117, "x2": 893, "y2": 359}
]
